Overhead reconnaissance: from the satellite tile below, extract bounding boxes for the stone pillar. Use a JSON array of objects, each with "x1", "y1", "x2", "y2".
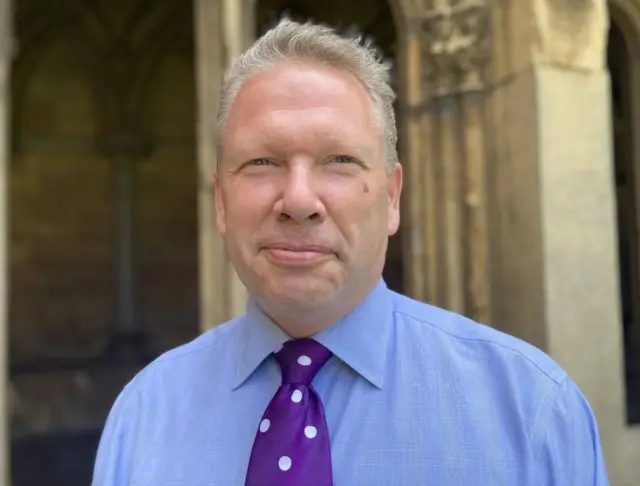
[
  {"x1": 402, "y1": 1, "x2": 493, "y2": 325},
  {"x1": 194, "y1": 0, "x2": 251, "y2": 330},
  {"x1": 489, "y1": 0, "x2": 632, "y2": 483},
  {"x1": 0, "y1": 0, "x2": 9, "y2": 483},
  {"x1": 220, "y1": 0, "x2": 252, "y2": 319},
  {"x1": 194, "y1": 0, "x2": 229, "y2": 330}
]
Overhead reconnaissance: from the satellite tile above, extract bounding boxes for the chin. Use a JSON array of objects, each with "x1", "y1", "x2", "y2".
[{"x1": 261, "y1": 273, "x2": 341, "y2": 308}]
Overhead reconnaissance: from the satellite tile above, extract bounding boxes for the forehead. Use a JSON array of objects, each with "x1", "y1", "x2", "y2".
[{"x1": 223, "y1": 62, "x2": 379, "y2": 156}]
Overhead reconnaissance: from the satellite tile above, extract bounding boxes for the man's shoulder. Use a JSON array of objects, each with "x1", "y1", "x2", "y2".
[{"x1": 390, "y1": 291, "x2": 567, "y2": 386}]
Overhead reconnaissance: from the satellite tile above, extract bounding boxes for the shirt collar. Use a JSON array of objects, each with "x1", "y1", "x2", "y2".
[{"x1": 232, "y1": 279, "x2": 393, "y2": 390}]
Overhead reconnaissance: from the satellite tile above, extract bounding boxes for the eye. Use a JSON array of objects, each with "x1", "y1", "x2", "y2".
[
  {"x1": 332, "y1": 155, "x2": 357, "y2": 164},
  {"x1": 249, "y1": 158, "x2": 272, "y2": 166}
]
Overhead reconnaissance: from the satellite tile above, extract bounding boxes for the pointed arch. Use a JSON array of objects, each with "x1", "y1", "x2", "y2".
[
  {"x1": 129, "y1": 0, "x2": 195, "y2": 137},
  {"x1": 11, "y1": 3, "x2": 115, "y2": 150}
]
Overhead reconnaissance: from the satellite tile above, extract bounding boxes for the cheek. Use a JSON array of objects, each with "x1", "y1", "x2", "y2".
[
  {"x1": 323, "y1": 181, "x2": 386, "y2": 238},
  {"x1": 224, "y1": 188, "x2": 274, "y2": 236}
]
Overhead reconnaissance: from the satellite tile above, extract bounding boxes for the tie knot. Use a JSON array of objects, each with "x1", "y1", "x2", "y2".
[{"x1": 275, "y1": 338, "x2": 332, "y2": 385}]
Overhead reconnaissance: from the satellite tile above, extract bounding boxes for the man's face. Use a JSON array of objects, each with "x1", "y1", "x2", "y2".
[{"x1": 215, "y1": 62, "x2": 402, "y2": 311}]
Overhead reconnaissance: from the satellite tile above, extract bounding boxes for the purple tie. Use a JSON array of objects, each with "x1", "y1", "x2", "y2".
[{"x1": 245, "y1": 338, "x2": 334, "y2": 486}]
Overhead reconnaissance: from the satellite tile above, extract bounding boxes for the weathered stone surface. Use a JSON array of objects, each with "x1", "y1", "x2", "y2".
[
  {"x1": 402, "y1": 0, "x2": 493, "y2": 324},
  {"x1": 531, "y1": 0, "x2": 608, "y2": 69},
  {"x1": 492, "y1": 0, "x2": 608, "y2": 86}
]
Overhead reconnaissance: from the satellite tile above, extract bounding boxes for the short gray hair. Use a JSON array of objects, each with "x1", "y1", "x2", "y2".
[{"x1": 215, "y1": 18, "x2": 398, "y2": 171}]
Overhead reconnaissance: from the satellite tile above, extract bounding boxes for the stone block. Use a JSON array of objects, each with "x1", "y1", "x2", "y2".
[{"x1": 492, "y1": 0, "x2": 609, "y2": 84}]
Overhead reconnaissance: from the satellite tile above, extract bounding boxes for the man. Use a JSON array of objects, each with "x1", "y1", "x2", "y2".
[{"x1": 92, "y1": 19, "x2": 609, "y2": 485}]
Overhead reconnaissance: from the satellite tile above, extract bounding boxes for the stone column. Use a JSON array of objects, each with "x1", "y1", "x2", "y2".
[
  {"x1": 194, "y1": 0, "x2": 251, "y2": 330},
  {"x1": 95, "y1": 132, "x2": 151, "y2": 360},
  {"x1": 220, "y1": 0, "x2": 252, "y2": 319},
  {"x1": 0, "y1": 0, "x2": 9, "y2": 483},
  {"x1": 401, "y1": 1, "x2": 493, "y2": 325},
  {"x1": 489, "y1": 0, "x2": 632, "y2": 483},
  {"x1": 194, "y1": 0, "x2": 228, "y2": 331}
]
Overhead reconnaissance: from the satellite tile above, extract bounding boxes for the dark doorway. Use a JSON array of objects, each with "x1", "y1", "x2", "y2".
[{"x1": 608, "y1": 12, "x2": 640, "y2": 424}]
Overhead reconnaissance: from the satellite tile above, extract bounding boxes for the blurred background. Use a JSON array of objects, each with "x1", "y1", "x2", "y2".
[{"x1": 0, "y1": 0, "x2": 639, "y2": 484}]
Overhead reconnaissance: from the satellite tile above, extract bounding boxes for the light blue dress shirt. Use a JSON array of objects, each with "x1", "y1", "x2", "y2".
[{"x1": 92, "y1": 279, "x2": 609, "y2": 485}]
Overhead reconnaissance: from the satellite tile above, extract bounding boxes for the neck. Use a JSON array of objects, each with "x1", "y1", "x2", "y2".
[{"x1": 255, "y1": 280, "x2": 379, "y2": 338}]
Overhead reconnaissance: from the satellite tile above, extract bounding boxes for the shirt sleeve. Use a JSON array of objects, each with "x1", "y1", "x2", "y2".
[
  {"x1": 535, "y1": 377, "x2": 610, "y2": 485},
  {"x1": 91, "y1": 383, "x2": 138, "y2": 486}
]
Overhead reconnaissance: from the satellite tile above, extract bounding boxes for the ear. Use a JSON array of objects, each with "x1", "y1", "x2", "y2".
[
  {"x1": 387, "y1": 162, "x2": 403, "y2": 236},
  {"x1": 213, "y1": 170, "x2": 226, "y2": 237}
]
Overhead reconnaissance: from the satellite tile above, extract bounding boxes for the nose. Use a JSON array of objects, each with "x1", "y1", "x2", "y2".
[{"x1": 275, "y1": 165, "x2": 325, "y2": 224}]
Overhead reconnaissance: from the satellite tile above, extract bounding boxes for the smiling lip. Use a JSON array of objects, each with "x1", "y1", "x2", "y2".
[{"x1": 262, "y1": 244, "x2": 333, "y2": 267}]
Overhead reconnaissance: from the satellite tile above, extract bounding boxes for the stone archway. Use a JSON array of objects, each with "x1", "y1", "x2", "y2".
[{"x1": 8, "y1": 1, "x2": 199, "y2": 483}]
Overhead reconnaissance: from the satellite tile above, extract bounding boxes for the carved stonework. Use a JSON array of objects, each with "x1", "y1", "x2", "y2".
[
  {"x1": 534, "y1": 0, "x2": 606, "y2": 69},
  {"x1": 418, "y1": 0, "x2": 491, "y2": 96},
  {"x1": 401, "y1": 0, "x2": 493, "y2": 323}
]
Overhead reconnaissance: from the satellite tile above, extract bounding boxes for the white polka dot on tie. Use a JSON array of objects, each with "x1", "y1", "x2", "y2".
[
  {"x1": 304, "y1": 425, "x2": 317, "y2": 439},
  {"x1": 291, "y1": 389, "x2": 303, "y2": 403},
  {"x1": 279, "y1": 456, "x2": 292, "y2": 471},
  {"x1": 297, "y1": 355, "x2": 312, "y2": 366},
  {"x1": 259, "y1": 419, "x2": 270, "y2": 433}
]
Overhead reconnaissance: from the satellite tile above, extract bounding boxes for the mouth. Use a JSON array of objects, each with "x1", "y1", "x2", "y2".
[{"x1": 261, "y1": 244, "x2": 335, "y2": 267}]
